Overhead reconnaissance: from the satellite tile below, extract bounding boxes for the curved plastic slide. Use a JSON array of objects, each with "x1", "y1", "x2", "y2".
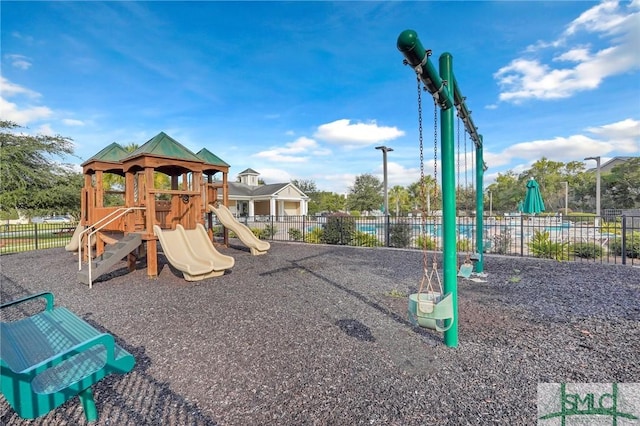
[
  {"x1": 177, "y1": 224, "x2": 235, "y2": 271},
  {"x1": 208, "y1": 204, "x2": 270, "y2": 255},
  {"x1": 153, "y1": 225, "x2": 233, "y2": 281},
  {"x1": 64, "y1": 224, "x2": 85, "y2": 252}
]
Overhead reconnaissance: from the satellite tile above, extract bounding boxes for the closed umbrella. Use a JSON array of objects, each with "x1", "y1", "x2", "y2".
[{"x1": 523, "y1": 177, "x2": 545, "y2": 214}]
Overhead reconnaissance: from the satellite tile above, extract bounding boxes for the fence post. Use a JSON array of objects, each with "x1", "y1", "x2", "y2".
[
  {"x1": 385, "y1": 215, "x2": 390, "y2": 248},
  {"x1": 34, "y1": 223, "x2": 39, "y2": 251},
  {"x1": 520, "y1": 215, "x2": 524, "y2": 257},
  {"x1": 270, "y1": 215, "x2": 274, "y2": 241},
  {"x1": 621, "y1": 215, "x2": 627, "y2": 265}
]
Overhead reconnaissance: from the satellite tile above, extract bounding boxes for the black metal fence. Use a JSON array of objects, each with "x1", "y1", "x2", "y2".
[
  {"x1": 2, "y1": 215, "x2": 638, "y2": 266},
  {"x1": 0, "y1": 222, "x2": 77, "y2": 254},
  {"x1": 226, "y1": 214, "x2": 640, "y2": 266}
]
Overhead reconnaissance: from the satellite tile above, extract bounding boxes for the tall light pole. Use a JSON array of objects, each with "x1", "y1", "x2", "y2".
[
  {"x1": 375, "y1": 146, "x2": 393, "y2": 215},
  {"x1": 488, "y1": 189, "x2": 493, "y2": 217},
  {"x1": 584, "y1": 156, "x2": 601, "y2": 226},
  {"x1": 376, "y1": 145, "x2": 393, "y2": 247}
]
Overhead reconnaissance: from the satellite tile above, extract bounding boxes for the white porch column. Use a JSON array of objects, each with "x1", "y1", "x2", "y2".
[
  {"x1": 248, "y1": 200, "x2": 255, "y2": 217},
  {"x1": 270, "y1": 197, "x2": 276, "y2": 217},
  {"x1": 300, "y1": 198, "x2": 308, "y2": 216}
]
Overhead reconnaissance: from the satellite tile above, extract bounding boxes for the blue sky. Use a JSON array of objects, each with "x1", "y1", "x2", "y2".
[{"x1": 2, "y1": 1, "x2": 639, "y2": 194}]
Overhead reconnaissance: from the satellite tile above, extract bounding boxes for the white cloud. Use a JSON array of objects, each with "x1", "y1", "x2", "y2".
[
  {"x1": 554, "y1": 47, "x2": 591, "y2": 63},
  {"x1": 0, "y1": 76, "x2": 41, "y2": 98},
  {"x1": 495, "y1": 0, "x2": 640, "y2": 103},
  {"x1": 253, "y1": 168, "x2": 292, "y2": 184},
  {"x1": 0, "y1": 77, "x2": 52, "y2": 125},
  {"x1": 5, "y1": 54, "x2": 32, "y2": 70},
  {"x1": 484, "y1": 118, "x2": 639, "y2": 173},
  {"x1": 37, "y1": 124, "x2": 55, "y2": 135},
  {"x1": 252, "y1": 136, "x2": 322, "y2": 163},
  {"x1": 0, "y1": 97, "x2": 52, "y2": 125},
  {"x1": 313, "y1": 119, "x2": 405, "y2": 147},
  {"x1": 585, "y1": 118, "x2": 640, "y2": 152},
  {"x1": 62, "y1": 118, "x2": 85, "y2": 126}
]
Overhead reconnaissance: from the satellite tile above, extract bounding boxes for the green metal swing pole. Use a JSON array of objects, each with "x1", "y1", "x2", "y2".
[
  {"x1": 398, "y1": 30, "x2": 494, "y2": 347},
  {"x1": 397, "y1": 30, "x2": 458, "y2": 347},
  {"x1": 439, "y1": 53, "x2": 458, "y2": 348},
  {"x1": 475, "y1": 136, "x2": 485, "y2": 273}
]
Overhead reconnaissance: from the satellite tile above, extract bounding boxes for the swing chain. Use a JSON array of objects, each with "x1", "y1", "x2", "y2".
[
  {"x1": 433, "y1": 98, "x2": 438, "y2": 194},
  {"x1": 418, "y1": 76, "x2": 424, "y2": 189}
]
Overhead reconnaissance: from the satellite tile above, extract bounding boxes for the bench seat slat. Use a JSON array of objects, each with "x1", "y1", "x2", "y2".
[{"x1": 1, "y1": 308, "x2": 103, "y2": 373}]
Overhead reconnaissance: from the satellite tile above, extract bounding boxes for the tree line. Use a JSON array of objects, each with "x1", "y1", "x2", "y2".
[
  {"x1": 1, "y1": 121, "x2": 638, "y2": 220},
  {"x1": 295, "y1": 156, "x2": 640, "y2": 216}
]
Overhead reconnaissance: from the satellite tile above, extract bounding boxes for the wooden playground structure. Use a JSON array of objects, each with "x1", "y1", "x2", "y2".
[{"x1": 78, "y1": 132, "x2": 230, "y2": 280}]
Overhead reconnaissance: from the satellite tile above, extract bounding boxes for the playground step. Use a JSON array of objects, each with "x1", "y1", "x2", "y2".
[{"x1": 78, "y1": 234, "x2": 142, "y2": 286}]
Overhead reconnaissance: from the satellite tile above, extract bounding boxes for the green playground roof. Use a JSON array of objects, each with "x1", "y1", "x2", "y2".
[
  {"x1": 125, "y1": 131, "x2": 202, "y2": 162},
  {"x1": 83, "y1": 142, "x2": 129, "y2": 165},
  {"x1": 196, "y1": 148, "x2": 230, "y2": 167}
]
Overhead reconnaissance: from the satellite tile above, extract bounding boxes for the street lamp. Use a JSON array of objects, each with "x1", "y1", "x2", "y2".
[
  {"x1": 584, "y1": 156, "x2": 601, "y2": 225},
  {"x1": 375, "y1": 146, "x2": 394, "y2": 215}
]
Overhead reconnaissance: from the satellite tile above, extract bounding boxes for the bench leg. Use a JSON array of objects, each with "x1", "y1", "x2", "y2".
[{"x1": 79, "y1": 388, "x2": 98, "y2": 422}]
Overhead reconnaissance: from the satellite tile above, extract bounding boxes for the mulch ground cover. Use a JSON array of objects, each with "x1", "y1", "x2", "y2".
[{"x1": 1, "y1": 242, "x2": 639, "y2": 425}]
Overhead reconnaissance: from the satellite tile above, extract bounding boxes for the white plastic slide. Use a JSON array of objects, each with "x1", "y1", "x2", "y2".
[
  {"x1": 153, "y1": 225, "x2": 233, "y2": 281},
  {"x1": 177, "y1": 224, "x2": 235, "y2": 271},
  {"x1": 208, "y1": 204, "x2": 270, "y2": 255},
  {"x1": 64, "y1": 224, "x2": 85, "y2": 252}
]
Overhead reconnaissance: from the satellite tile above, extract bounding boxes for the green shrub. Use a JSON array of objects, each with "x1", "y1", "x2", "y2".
[
  {"x1": 350, "y1": 210, "x2": 361, "y2": 217},
  {"x1": 389, "y1": 221, "x2": 412, "y2": 248},
  {"x1": 263, "y1": 224, "x2": 277, "y2": 238},
  {"x1": 288, "y1": 228, "x2": 303, "y2": 241},
  {"x1": 566, "y1": 213, "x2": 596, "y2": 223},
  {"x1": 250, "y1": 227, "x2": 265, "y2": 239},
  {"x1": 457, "y1": 238, "x2": 472, "y2": 252},
  {"x1": 321, "y1": 213, "x2": 355, "y2": 245},
  {"x1": 609, "y1": 232, "x2": 640, "y2": 258},
  {"x1": 415, "y1": 234, "x2": 436, "y2": 250},
  {"x1": 352, "y1": 231, "x2": 381, "y2": 247},
  {"x1": 571, "y1": 242, "x2": 603, "y2": 259},
  {"x1": 528, "y1": 230, "x2": 569, "y2": 260},
  {"x1": 304, "y1": 227, "x2": 324, "y2": 244},
  {"x1": 492, "y1": 229, "x2": 511, "y2": 254},
  {"x1": 212, "y1": 225, "x2": 224, "y2": 237}
]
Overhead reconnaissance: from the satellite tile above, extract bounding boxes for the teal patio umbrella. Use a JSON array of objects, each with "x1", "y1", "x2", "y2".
[
  {"x1": 517, "y1": 200, "x2": 524, "y2": 213},
  {"x1": 523, "y1": 177, "x2": 545, "y2": 214}
]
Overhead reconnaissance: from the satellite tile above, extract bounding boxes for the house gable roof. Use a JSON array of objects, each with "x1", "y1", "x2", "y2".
[{"x1": 227, "y1": 182, "x2": 308, "y2": 198}]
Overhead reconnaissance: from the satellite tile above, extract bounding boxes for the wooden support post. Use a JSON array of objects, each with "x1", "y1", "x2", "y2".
[{"x1": 146, "y1": 239, "x2": 158, "y2": 277}]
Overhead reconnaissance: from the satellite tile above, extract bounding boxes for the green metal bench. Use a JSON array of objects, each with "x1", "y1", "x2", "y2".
[{"x1": 0, "y1": 292, "x2": 135, "y2": 422}]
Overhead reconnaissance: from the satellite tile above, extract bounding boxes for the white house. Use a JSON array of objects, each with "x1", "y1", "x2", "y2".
[{"x1": 220, "y1": 169, "x2": 309, "y2": 218}]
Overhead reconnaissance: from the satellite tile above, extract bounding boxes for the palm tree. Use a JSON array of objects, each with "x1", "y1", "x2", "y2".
[{"x1": 388, "y1": 185, "x2": 410, "y2": 217}]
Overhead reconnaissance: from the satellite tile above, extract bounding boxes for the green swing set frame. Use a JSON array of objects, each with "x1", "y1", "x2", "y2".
[{"x1": 397, "y1": 29, "x2": 487, "y2": 347}]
